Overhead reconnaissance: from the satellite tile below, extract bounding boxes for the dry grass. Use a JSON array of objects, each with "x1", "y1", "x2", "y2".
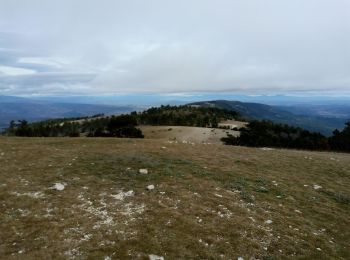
[
  {"x1": 0, "y1": 137, "x2": 349, "y2": 259},
  {"x1": 140, "y1": 125, "x2": 239, "y2": 144}
]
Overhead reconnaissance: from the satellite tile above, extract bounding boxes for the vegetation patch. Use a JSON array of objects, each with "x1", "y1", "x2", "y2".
[
  {"x1": 222, "y1": 120, "x2": 350, "y2": 152},
  {"x1": 321, "y1": 190, "x2": 350, "y2": 205}
]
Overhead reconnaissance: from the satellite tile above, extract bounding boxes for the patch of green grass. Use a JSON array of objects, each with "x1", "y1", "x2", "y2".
[
  {"x1": 254, "y1": 186, "x2": 269, "y2": 193},
  {"x1": 321, "y1": 190, "x2": 350, "y2": 205}
]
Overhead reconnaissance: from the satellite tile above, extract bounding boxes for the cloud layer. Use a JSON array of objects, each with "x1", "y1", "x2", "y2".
[{"x1": 0, "y1": 0, "x2": 349, "y2": 95}]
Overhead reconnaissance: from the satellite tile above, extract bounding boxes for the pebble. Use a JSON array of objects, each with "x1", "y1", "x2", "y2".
[
  {"x1": 53, "y1": 183, "x2": 65, "y2": 191},
  {"x1": 149, "y1": 255, "x2": 164, "y2": 260},
  {"x1": 147, "y1": 185, "x2": 155, "y2": 191},
  {"x1": 313, "y1": 184, "x2": 322, "y2": 190},
  {"x1": 139, "y1": 169, "x2": 148, "y2": 174},
  {"x1": 265, "y1": 220, "x2": 273, "y2": 224}
]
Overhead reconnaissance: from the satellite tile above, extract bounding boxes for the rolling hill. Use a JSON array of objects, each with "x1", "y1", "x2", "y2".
[
  {"x1": 189, "y1": 100, "x2": 347, "y2": 136},
  {"x1": 0, "y1": 96, "x2": 136, "y2": 130}
]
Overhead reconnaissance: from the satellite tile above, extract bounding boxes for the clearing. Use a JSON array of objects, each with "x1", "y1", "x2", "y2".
[{"x1": 140, "y1": 125, "x2": 239, "y2": 144}]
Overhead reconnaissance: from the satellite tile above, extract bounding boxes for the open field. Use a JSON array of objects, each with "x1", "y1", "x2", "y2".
[
  {"x1": 140, "y1": 126, "x2": 240, "y2": 144},
  {"x1": 0, "y1": 137, "x2": 349, "y2": 259}
]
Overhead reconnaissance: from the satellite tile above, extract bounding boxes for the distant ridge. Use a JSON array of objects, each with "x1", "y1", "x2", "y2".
[
  {"x1": 188, "y1": 100, "x2": 346, "y2": 136},
  {"x1": 0, "y1": 96, "x2": 136, "y2": 130}
]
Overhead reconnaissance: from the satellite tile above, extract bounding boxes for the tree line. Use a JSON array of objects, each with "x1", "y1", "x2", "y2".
[
  {"x1": 221, "y1": 120, "x2": 350, "y2": 152},
  {"x1": 3, "y1": 104, "x2": 350, "y2": 152},
  {"x1": 137, "y1": 105, "x2": 240, "y2": 127},
  {"x1": 3, "y1": 114, "x2": 143, "y2": 138},
  {"x1": 2, "y1": 105, "x2": 238, "y2": 138}
]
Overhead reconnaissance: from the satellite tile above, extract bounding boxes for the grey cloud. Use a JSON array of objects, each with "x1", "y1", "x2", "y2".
[
  {"x1": 0, "y1": 0, "x2": 349, "y2": 95},
  {"x1": 0, "y1": 72, "x2": 96, "y2": 95}
]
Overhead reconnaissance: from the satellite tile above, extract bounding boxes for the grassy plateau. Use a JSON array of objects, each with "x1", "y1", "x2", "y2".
[{"x1": 0, "y1": 137, "x2": 349, "y2": 259}]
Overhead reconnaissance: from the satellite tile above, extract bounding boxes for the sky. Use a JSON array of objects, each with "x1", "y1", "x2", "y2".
[{"x1": 0, "y1": 0, "x2": 349, "y2": 96}]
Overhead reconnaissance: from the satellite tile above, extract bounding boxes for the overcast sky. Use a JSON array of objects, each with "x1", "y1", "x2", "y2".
[{"x1": 0, "y1": 0, "x2": 349, "y2": 96}]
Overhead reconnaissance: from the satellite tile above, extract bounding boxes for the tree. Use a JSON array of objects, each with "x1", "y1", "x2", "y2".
[{"x1": 329, "y1": 122, "x2": 350, "y2": 151}]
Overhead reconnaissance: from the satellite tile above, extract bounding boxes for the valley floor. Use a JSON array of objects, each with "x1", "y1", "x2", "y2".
[{"x1": 0, "y1": 137, "x2": 349, "y2": 259}]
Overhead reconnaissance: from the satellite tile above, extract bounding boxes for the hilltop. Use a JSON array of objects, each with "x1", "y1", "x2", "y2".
[
  {"x1": 0, "y1": 137, "x2": 349, "y2": 259},
  {"x1": 2, "y1": 105, "x2": 240, "y2": 138}
]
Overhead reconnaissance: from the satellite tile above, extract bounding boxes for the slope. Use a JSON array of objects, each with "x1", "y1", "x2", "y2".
[
  {"x1": 189, "y1": 100, "x2": 346, "y2": 136},
  {"x1": 0, "y1": 137, "x2": 349, "y2": 259}
]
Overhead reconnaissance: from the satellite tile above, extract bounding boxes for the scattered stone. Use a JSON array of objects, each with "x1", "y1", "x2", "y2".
[
  {"x1": 147, "y1": 185, "x2": 155, "y2": 191},
  {"x1": 265, "y1": 220, "x2": 273, "y2": 224},
  {"x1": 313, "y1": 184, "x2": 322, "y2": 190},
  {"x1": 316, "y1": 248, "x2": 322, "y2": 251},
  {"x1": 214, "y1": 193, "x2": 223, "y2": 198},
  {"x1": 11, "y1": 191, "x2": 45, "y2": 199},
  {"x1": 139, "y1": 169, "x2": 148, "y2": 174},
  {"x1": 238, "y1": 257, "x2": 244, "y2": 260},
  {"x1": 260, "y1": 147, "x2": 274, "y2": 151},
  {"x1": 53, "y1": 183, "x2": 65, "y2": 191},
  {"x1": 149, "y1": 254, "x2": 164, "y2": 260},
  {"x1": 294, "y1": 209, "x2": 302, "y2": 214},
  {"x1": 198, "y1": 238, "x2": 209, "y2": 247},
  {"x1": 104, "y1": 257, "x2": 111, "y2": 260},
  {"x1": 111, "y1": 190, "x2": 134, "y2": 200},
  {"x1": 161, "y1": 146, "x2": 167, "y2": 149},
  {"x1": 248, "y1": 217, "x2": 255, "y2": 222}
]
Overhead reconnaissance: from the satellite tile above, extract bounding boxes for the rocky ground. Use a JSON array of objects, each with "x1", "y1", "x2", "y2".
[{"x1": 0, "y1": 137, "x2": 349, "y2": 259}]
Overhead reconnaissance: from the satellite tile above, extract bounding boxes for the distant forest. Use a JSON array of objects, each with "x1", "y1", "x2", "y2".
[
  {"x1": 221, "y1": 120, "x2": 350, "y2": 152},
  {"x1": 3, "y1": 114, "x2": 144, "y2": 138},
  {"x1": 137, "y1": 105, "x2": 239, "y2": 127},
  {"x1": 2, "y1": 105, "x2": 238, "y2": 138},
  {"x1": 2, "y1": 105, "x2": 350, "y2": 152}
]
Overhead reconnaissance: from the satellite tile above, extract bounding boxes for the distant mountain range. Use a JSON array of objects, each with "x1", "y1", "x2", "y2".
[
  {"x1": 0, "y1": 96, "x2": 136, "y2": 130},
  {"x1": 1, "y1": 96, "x2": 349, "y2": 136},
  {"x1": 189, "y1": 100, "x2": 349, "y2": 136}
]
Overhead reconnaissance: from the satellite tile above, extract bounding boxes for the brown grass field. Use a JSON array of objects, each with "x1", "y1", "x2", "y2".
[
  {"x1": 0, "y1": 137, "x2": 349, "y2": 259},
  {"x1": 139, "y1": 125, "x2": 240, "y2": 144}
]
